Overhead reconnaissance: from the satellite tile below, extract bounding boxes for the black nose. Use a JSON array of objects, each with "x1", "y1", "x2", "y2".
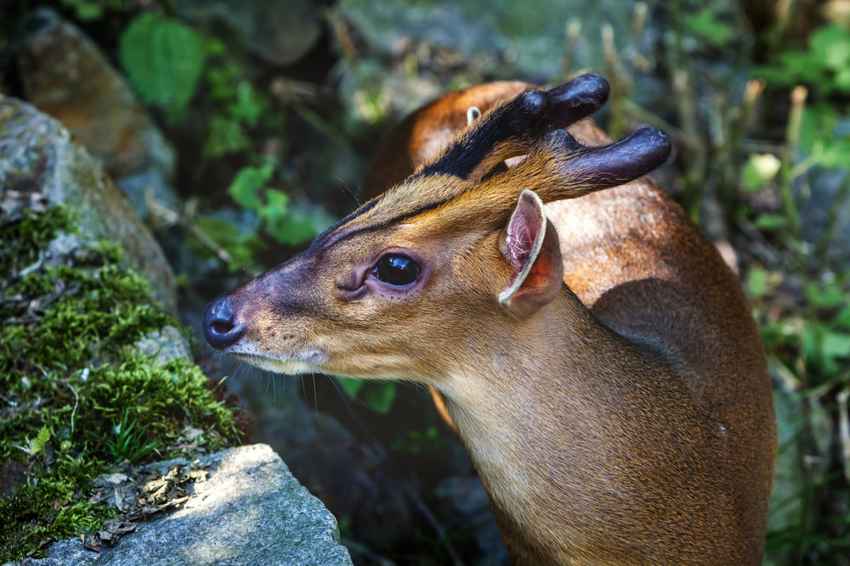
[{"x1": 203, "y1": 295, "x2": 245, "y2": 350}]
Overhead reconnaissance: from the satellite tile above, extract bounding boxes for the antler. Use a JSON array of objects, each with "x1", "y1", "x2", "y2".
[
  {"x1": 429, "y1": 126, "x2": 672, "y2": 233},
  {"x1": 504, "y1": 126, "x2": 673, "y2": 203},
  {"x1": 417, "y1": 74, "x2": 611, "y2": 183},
  {"x1": 321, "y1": 77, "x2": 671, "y2": 244}
]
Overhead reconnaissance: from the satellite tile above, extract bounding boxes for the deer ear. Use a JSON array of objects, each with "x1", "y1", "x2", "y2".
[{"x1": 499, "y1": 190, "x2": 564, "y2": 317}]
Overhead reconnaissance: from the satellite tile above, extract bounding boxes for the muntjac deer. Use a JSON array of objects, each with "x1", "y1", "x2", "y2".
[{"x1": 204, "y1": 74, "x2": 776, "y2": 565}]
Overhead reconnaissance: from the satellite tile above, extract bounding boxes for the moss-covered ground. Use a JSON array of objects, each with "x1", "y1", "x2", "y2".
[{"x1": 0, "y1": 204, "x2": 243, "y2": 562}]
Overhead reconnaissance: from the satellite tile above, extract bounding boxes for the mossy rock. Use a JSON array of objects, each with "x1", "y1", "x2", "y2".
[
  {"x1": 0, "y1": 200, "x2": 241, "y2": 562},
  {"x1": 0, "y1": 95, "x2": 177, "y2": 316}
]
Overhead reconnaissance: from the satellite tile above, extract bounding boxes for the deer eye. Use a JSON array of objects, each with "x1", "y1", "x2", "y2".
[{"x1": 373, "y1": 254, "x2": 420, "y2": 286}]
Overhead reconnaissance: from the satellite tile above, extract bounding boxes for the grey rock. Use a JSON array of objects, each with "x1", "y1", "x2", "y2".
[
  {"x1": 15, "y1": 10, "x2": 179, "y2": 224},
  {"x1": 134, "y1": 326, "x2": 193, "y2": 364},
  {"x1": 6, "y1": 445, "x2": 353, "y2": 566},
  {"x1": 5, "y1": 538, "x2": 99, "y2": 566},
  {"x1": 210, "y1": 352, "x2": 414, "y2": 549},
  {"x1": 118, "y1": 166, "x2": 181, "y2": 223},
  {"x1": 174, "y1": 0, "x2": 321, "y2": 66},
  {"x1": 44, "y1": 232, "x2": 87, "y2": 267},
  {"x1": 16, "y1": 10, "x2": 176, "y2": 181},
  {"x1": 0, "y1": 96, "x2": 178, "y2": 315},
  {"x1": 335, "y1": 0, "x2": 638, "y2": 78}
]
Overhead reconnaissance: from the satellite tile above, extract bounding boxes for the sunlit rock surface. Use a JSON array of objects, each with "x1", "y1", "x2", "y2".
[{"x1": 4, "y1": 445, "x2": 353, "y2": 566}]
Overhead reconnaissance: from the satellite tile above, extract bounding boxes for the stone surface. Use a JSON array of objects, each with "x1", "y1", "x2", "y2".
[
  {"x1": 16, "y1": 10, "x2": 175, "y2": 181},
  {"x1": 174, "y1": 0, "x2": 321, "y2": 67},
  {"x1": 0, "y1": 96, "x2": 177, "y2": 315},
  {"x1": 201, "y1": 351, "x2": 414, "y2": 550},
  {"x1": 335, "y1": 0, "x2": 639, "y2": 78},
  {"x1": 4, "y1": 445, "x2": 353, "y2": 566},
  {"x1": 134, "y1": 326, "x2": 193, "y2": 364},
  {"x1": 15, "y1": 10, "x2": 179, "y2": 223}
]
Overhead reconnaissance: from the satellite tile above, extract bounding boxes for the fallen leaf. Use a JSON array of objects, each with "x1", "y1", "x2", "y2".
[{"x1": 102, "y1": 473, "x2": 129, "y2": 485}]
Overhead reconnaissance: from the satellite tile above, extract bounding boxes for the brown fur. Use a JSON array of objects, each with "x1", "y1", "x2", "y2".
[{"x1": 214, "y1": 81, "x2": 776, "y2": 565}]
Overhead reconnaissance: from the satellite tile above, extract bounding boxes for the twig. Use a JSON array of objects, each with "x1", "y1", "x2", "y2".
[
  {"x1": 814, "y1": 169, "x2": 850, "y2": 264},
  {"x1": 722, "y1": 80, "x2": 764, "y2": 228},
  {"x1": 0, "y1": 394, "x2": 17, "y2": 407},
  {"x1": 66, "y1": 382, "x2": 79, "y2": 435},
  {"x1": 561, "y1": 19, "x2": 582, "y2": 79},
  {"x1": 631, "y1": 2, "x2": 647, "y2": 49},
  {"x1": 146, "y1": 197, "x2": 258, "y2": 278},
  {"x1": 602, "y1": 24, "x2": 626, "y2": 138},
  {"x1": 289, "y1": 100, "x2": 351, "y2": 149},
  {"x1": 780, "y1": 86, "x2": 807, "y2": 245},
  {"x1": 18, "y1": 250, "x2": 46, "y2": 278},
  {"x1": 620, "y1": 99, "x2": 688, "y2": 141},
  {"x1": 667, "y1": 0, "x2": 704, "y2": 220},
  {"x1": 403, "y1": 482, "x2": 467, "y2": 566},
  {"x1": 836, "y1": 388, "x2": 850, "y2": 484}
]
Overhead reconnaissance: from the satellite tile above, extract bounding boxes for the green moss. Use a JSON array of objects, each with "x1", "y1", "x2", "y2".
[
  {"x1": 0, "y1": 205, "x2": 241, "y2": 562},
  {"x1": 0, "y1": 458, "x2": 116, "y2": 558}
]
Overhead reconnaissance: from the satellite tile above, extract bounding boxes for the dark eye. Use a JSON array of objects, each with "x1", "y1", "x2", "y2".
[{"x1": 373, "y1": 254, "x2": 420, "y2": 286}]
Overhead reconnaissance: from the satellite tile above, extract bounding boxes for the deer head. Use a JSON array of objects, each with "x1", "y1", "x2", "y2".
[{"x1": 203, "y1": 73, "x2": 671, "y2": 387}]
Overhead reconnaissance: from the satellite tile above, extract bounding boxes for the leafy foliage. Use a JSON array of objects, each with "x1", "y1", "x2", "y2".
[
  {"x1": 338, "y1": 378, "x2": 398, "y2": 414},
  {"x1": 0, "y1": 458, "x2": 116, "y2": 563},
  {"x1": 757, "y1": 25, "x2": 850, "y2": 94},
  {"x1": 685, "y1": 8, "x2": 733, "y2": 48},
  {"x1": 59, "y1": 0, "x2": 124, "y2": 21},
  {"x1": 119, "y1": 13, "x2": 206, "y2": 118},
  {"x1": 101, "y1": 408, "x2": 159, "y2": 464}
]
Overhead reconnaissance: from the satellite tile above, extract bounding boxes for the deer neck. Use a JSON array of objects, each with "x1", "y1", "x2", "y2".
[{"x1": 441, "y1": 288, "x2": 613, "y2": 481}]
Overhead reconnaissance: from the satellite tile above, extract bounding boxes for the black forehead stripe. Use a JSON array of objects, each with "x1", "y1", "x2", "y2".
[
  {"x1": 316, "y1": 195, "x2": 455, "y2": 251},
  {"x1": 417, "y1": 126, "x2": 500, "y2": 180},
  {"x1": 310, "y1": 197, "x2": 381, "y2": 250}
]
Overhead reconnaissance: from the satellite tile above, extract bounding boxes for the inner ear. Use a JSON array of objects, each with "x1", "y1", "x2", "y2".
[{"x1": 498, "y1": 190, "x2": 564, "y2": 316}]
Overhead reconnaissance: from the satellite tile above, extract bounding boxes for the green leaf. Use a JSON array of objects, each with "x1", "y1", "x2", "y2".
[
  {"x1": 119, "y1": 13, "x2": 205, "y2": 117},
  {"x1": 836, "y1": 68, "x2": 850, "y2": 92},
  {"x1": 337, "y1": 377, "x2": 364, "y2": 397},
  {"x1": 258, "y1": 190, "x2": 290, "y2": 225},
  {"x1": 61, "y1": 0, "x2": 104, "y2": 21},
  {"x1": 194, "y1": 217, "x2": 239, "y2": 245},
  {"x1": 265, "y1": 204, "x2": 336, "y2": 246},
  {"x1": 835, "y1": 306, "x2": 850, "y2": 329},
  {"x1": 747, "y1": 267, "x2": 770, "y2": 298},
  {"x1": 228, "y1": 165, "x2": 275, "y2": 210},
  {"x1": 819, "y1": 140, "x2": 850, "y2": 169},
  {"x1": 192, "y1": 216, "x2": 266, "y2": 271},
  {"x1": 800, "y1": 104, "x2": 839, "y2": 157},
  {"x1": 822, "y1": 331, "x2": 850, "y2": 374},
  {"x1": 362, "y1": 382, "x2": 397, "y2": 414},
  {"x1": 810, "y1": 26, "x2": 850, "y2": 72},
  {"x1": 754, "y1": 214, "x2": 788, "y2": 230},
  {"x1": 806, "y1": 283, "x2": 845, "y2": 308},
  {"x1": 686, "y1": 9, "x2": 733, "y2": 47},
  {"x1": 22, "y1": 425, "x2": 51, "y2": 456},
  {"x1": 205, "y1": 114, "x2": 251, "y2": 157},
  {"x1": 742, "y1": 154, "x2": 781, "y2": 192},
  {"x1": 228, "y1": 82, "x2": 265, "y2": 127}
]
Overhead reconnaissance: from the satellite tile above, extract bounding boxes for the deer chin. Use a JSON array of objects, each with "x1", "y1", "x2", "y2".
[
  {"x1": 236, "y1": 354, "x2": 325, "y2": 375},
  {"x1": 227, "y1": 344, "x2": 329, "y2": 375}
]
